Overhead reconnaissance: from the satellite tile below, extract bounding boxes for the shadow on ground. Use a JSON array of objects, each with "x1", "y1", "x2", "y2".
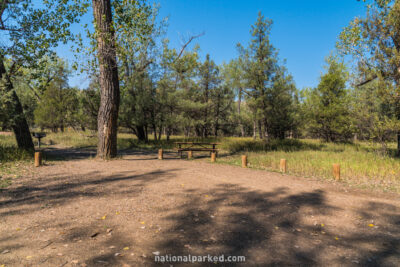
[
  {"x1": 1, "y1": 149, "x2": 399, "y2": 266},
  {"x1": 142, "y1": 185, "x2": 400, "y2": 266},
  {"x1": 79, "y1": 182, "x2": 400, "y2": 266}
]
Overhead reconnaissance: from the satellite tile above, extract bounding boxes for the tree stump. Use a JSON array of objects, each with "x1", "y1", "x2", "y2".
[
  {"x1": 242, "y1": 155, "x2": 247, "y2": 168},
  {"x1": 34, "y1": 152, "x2": 42, "y2": 167},
  {"x1": 211, "y1": 152, "x2": 216, "y2": 163},
  {"x1": 158, "y1": 149, "x2": 163, "y2": 160},
  {"x1": 333, "y1": 164, "x2": 340, "y2": 180},
  {"x1": 280, "y1": 159, "x2": 287, "y2": 173}
]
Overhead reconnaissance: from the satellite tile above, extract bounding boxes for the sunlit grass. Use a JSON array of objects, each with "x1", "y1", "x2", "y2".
[{"x1": 215, "y1": 138, "x2": 400, "y2": 193}]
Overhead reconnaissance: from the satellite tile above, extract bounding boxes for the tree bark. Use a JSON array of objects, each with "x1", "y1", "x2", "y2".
[
  {"x1": 135, "y1": 125, "x2": 146, "y2": 141},
  {"x1": 0, "y1": 57, "x2": 34, "y2": 151},
  {"x1": 238, "y1": 89, "x2": 245, "y2": 137},
  {"x1": 253, "y1": 119, "x2": 257, "y2": 139},
  {"x1": 258, "y1": 120, "x2": 263, "y2": 139},
  {"x1": 397, "y1": 132, "x2": 400, "y2": 156},
  {"x1": 92, "y1": 0, "x2": 120, "y2": 158}
]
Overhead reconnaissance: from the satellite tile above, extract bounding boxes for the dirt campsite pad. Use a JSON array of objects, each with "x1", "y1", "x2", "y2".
[{"x1": 1, "y1": 149, "x2": 400, "y2": 266}]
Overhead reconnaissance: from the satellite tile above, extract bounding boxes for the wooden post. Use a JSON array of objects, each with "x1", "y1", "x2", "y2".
[
  {"x1": 333, "y1": 164, "x2": 340, "y2": 180},
  {"x1": 158, "y1": 149, "x2": 163, "y2": 160},
  {"x1": 34, "y1": 152, "x2": 42, "y2": 167},
  {"x1": 280, "y1": 159, "x2": 287, "y2": 173},
  {"x1": 211, "y1": 152, "x2": 216, "y2": 163},
  {"x1": 188, "y1": 150, "x2": 193, "y2": 159},
  {"x1": 241, "y1": 155, "x2": 247, "y2": 168}
]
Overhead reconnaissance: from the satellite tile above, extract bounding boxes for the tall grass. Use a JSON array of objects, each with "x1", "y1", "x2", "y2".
[
  {"x1": 0, "y1": 135, "x2": 33, "y2": 162},
  {"x1": 0, "y1": 134, "x2": 33, "y2": 188},
  {"x1": 216, "y1": 138, "x2": 400, "y2": 192}
]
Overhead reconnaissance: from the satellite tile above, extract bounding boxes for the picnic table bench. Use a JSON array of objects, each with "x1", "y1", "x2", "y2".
[{"x1": 175, "y1": 142, "x2": 220, "y2": 158}]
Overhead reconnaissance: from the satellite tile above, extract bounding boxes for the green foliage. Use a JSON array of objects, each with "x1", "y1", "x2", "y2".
[
  {"x1": 79, "y1": 81, "x2": 100, "y2": 131},
  {"x1": 33, "y1": 59, "x2": 79, "y2": 131},
  {"x1": 237, "y1": 12, "x2": 298, "y2": 139},
  {"x1": 337, "y1": 0, "x2": 400, "y2": 149},
  {"x1": 34, "y1": 83, "x2": 78, "y2": 131},
  {"x1": 351, "y1": 79, "x2": 400, "y2": 151},
  {"x1": 303, "y1": 56, "x2": 353, "y2": 142},
  {"x1": 1, "y1": 0, "x2": 87, "y2": 70}
]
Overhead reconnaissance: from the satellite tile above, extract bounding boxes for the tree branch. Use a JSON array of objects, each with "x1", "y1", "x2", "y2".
[{"x1": 174, "y1": 32, "x2": 205, "y2": 62}]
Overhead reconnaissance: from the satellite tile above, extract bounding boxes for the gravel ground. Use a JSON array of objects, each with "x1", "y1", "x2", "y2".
[{"x1": 0, "y1": 149, "x2": 399, "y2": 266}]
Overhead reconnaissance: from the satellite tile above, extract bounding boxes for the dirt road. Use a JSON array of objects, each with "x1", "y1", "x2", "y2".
[{"x1": 1, "y1": 150, "x2": 399, "y2": 266}]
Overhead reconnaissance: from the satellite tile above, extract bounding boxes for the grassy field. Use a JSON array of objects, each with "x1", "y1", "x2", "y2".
[{"x1": 1, "y1": 131, "x2": 400, "y2": 192}]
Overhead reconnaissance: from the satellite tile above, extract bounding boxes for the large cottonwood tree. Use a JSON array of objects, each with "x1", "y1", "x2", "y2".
[
  {"x1": 0, "y1": 0, "x2": 86, "y2": 150},
  {"x1": 338, "y1": 0, "x2": 400, "y2": 153},
  {"x1": 92, "y1": 0, "x2": 120, "y2": 158}
]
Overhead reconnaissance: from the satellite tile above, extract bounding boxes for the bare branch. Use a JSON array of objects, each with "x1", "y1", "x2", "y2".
[
  {"x1": 356, "y1": 74, "x2": 378, "y2": 87},
  {"x1": 174, "y1": 32, "x2": 205, "y2": 62}
]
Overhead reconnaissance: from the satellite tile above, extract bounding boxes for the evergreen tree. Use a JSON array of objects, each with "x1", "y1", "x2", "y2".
[
  {"x1": 198, "y1": 54, "x2": 221, "y2": 137},
  {"x1": 238, "y1": 12, "x2": 297, "y2": 139},
  {"x1": 304, "y1": 57, "x2": 353, "y2": 142}
]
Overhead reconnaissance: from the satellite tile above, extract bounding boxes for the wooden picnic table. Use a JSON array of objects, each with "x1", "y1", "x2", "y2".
[{"x1": 174, "y1": 142, "x2": 220, "y2": 158}]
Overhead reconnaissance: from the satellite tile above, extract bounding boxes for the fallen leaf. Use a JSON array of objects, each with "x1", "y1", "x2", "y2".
[
  {"x1": 140, "y1": 221, "x2": 145, "y2": 224},
  {"x1": 16, "y1": 228, "x2": 21, "y2": 231},
  {"x1": 26, "y1": 256, "x2": 32, "y2": 259},
  {"x1": 101, "y1": 215, "x2": 106, "y2": 220},
  {"x1": 335, "y1": 237, "x2": 339, "y2": 240},
  {"x1": 368, "y1": 224, "x2": 375, "y2": 227},
  {"x1": 115, "y1": 211, "x2": 120, "y2": 215},
  {"x1": 123, "y1": 247, "x2": 129, "y2": 251},
  {"x1": 321, "y1": 223, "x2": 325, "y2": 227}
]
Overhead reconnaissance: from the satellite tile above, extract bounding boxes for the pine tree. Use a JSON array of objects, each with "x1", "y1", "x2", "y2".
[{"x1": 304, "y1": 57, "x2": 353, "y2": 142}]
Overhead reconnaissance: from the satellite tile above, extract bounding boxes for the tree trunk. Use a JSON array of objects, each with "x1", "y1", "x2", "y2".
[
  {"x1": 238, "y1": 89, "x2": 245, "y2": 137},
  {"x1": 153, "y1": 124, "x2": 157, "y2": 141},
  {"x1": 135, "y1": 125, "x2": 146, "y2": 141},
  {"x1": 397, "y1": 132, "x2": 400, "y2": 156},
  {"x1": 166, "y1": 127, "x2": 170, "y2": 141},
  {"x1": 93, "y1": 0, "x2": 120, "y2": 158},
  {"x1": 0, "y1": 57, "x2": 34, "y2": 151},
  {"x1": 158, "y1": 126, "x2": 162, "y2": 141},
  {"x1": 258, "y1": 120, "x2": 263, "y2": 139},
  {"x1": 253, "y1": 119, "x2": 257, "y2": 140}
]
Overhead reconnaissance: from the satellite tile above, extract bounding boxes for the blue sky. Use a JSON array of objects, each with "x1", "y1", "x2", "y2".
[{"x1": 61, "y1": 0, "x2": 366, "y2": 90}]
